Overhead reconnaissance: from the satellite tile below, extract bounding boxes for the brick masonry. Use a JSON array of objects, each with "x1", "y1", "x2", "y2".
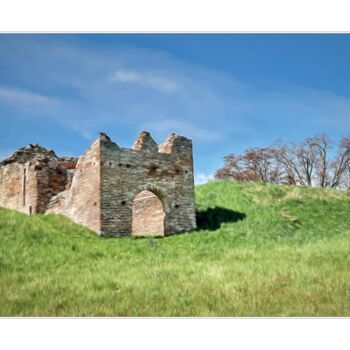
[
  {"x1": 132, "y1": 190, "x2": 165, "y2": 236},
  {"x1": 0, "y1": 131, "x2": 197, "y2": 237},
  {"x1": 0, "y1": 144, "x2": 76, "y2": 215}
]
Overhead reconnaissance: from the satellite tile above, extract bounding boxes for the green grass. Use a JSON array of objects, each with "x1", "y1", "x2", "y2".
[{"x1": 1, "y1": 181, "x2": 350, "y2": 316}]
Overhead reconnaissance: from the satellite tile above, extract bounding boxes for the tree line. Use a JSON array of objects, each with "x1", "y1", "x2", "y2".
[{"x1": 214, "y1": 134, "x2": 350, "y2": 190}]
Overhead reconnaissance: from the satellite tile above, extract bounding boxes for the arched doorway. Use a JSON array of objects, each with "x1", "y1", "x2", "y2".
[{"x1": 132, "y1": 190, "x2": 165, "y2": 236}]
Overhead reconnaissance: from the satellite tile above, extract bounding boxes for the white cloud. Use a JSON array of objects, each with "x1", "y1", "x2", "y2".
[
  {"x1": 0, "y1": 86, "x2": 56, "y2": 106},
  {"x1": 1, "y1": 36, "x2": 350, "y2": 179},
  {"x1": 140, "y1": 119, "x2": 222, "y2": 142},
  {"x1": 195, "y1": 172, "x2": 214, "y2": 185},
  {"x1": 110, "y1": 69, "x2": 179, "y2": 92},
  {"x1": 112, "y1": 69, "x2": 141, "y2": 83}
]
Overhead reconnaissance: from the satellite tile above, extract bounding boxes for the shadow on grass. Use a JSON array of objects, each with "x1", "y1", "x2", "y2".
[
  {"x1": 100, "y1": 206, "x2": 246, "y2": 239},
  {"x1": 196, "y1": 206, "x2": 246, "y2": 231}
]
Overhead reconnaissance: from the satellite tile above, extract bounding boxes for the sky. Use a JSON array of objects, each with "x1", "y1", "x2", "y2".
[{"x1": 0, "y1": 34, "x2": 350, "y2": 183}]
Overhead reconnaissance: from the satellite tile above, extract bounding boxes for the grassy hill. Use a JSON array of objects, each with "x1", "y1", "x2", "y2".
[{"x1": 0, "y1": 181, "x2": 349, "y2": 316}]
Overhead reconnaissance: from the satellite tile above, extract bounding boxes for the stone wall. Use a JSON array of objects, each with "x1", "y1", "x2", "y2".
[
  {"x1": 46, "y1": 139, "x2": 101, "y2": 233},
  {"x1": 99, "y1": 131, "x2": 197, "y2": 236},
  {"x1": 0, "y1": 162, "x2": 30, "y2": 213},
  {"x1": 0, "y1": 144, "x2": 77, "y2": 215},
  {"x1": 132, "y1": 190, "x2": 165, "y2": 236},
  {"x1": 0, "y1": 131, "x2": 197, "y2": 237}
]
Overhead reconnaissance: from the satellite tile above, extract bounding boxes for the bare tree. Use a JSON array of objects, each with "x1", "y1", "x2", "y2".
[
  {"x1": 327, "y1": 137, "x2": 350, "y2": 188},
  {"x1": 272, "y1": 141, "x2": 310, "y2": 186},
  {"x1": 309, "y1": 134, "x2": 330, "y2": 188},
  {"x1": 215, "y1": 134, "x2": 350, "y2": 190},
  {"x1": 214, "y1": 147, "x2": 283, "y2": 183}
]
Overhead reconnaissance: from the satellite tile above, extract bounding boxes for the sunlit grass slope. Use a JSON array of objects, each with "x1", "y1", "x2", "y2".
[{"x1": 1, "y1": 181, "x2": 349, "y2": 316}]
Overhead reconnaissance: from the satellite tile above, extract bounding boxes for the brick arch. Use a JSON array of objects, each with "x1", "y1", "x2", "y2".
[
  {"x1": 131, "y1": 185, "x2": 168, "y2": 236},
  {"x1": 134, "y1": 184, "x2": 170, "y2": 213}
]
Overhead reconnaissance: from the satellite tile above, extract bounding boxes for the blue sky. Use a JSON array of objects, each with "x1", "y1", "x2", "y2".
[{"x1": 0, "y1": 34, "x2": 350, "y2": 183}]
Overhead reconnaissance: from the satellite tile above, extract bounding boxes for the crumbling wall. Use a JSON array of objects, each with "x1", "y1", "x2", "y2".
[
  {"x1": 46, "y1": 138, "x2": 101, "y2": 233},
  {"x1": 99, "y1": 131, "x2": 196, "y2": 236},
  {"x1": 0, "y1": 144, "x2": 77, "y2": 215},
  {"x1": 0, "y1": 131, "x2": 197, "y2": 237},
  {"x1": 34, "y1": 157, "x2": 77, "y2": 213},
  {"x1": 0, "y1": 162, "x2": 32, "y2": 213}
]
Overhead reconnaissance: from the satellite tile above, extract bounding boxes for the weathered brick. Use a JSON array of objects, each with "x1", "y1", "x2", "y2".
[
  {"x1": 0, "y1": 131, "x2": 197, "y2": 237},
  {"x1": 0, "y1": 144, "x2": 77, "y2": 215}
]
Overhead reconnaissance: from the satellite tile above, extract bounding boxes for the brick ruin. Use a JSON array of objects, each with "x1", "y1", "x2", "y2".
[{"x1": 0, "y1": 131, "x2": 197, "y2": 237}]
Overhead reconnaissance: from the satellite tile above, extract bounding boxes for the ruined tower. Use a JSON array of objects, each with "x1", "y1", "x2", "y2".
[{"x1": 0, "y1": 131, "x2": 197, "y2": 237}]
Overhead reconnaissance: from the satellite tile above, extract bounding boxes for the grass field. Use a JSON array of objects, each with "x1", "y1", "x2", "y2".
[{"x1": 0, "y1": 180, "x2": 349, "y2": 316}]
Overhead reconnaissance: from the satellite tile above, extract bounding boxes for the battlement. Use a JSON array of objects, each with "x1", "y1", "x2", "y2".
[{"x1": 98, "y1": 130, "x2": 193, "y2": 156}]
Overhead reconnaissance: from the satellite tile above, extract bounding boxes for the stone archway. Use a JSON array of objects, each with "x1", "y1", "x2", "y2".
[{"x1": 132, "y1": 189, "x2": 165, "y2": 236}]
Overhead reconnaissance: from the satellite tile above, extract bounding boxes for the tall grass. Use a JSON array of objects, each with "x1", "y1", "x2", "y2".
[{"x1": 0, "y1": 181, "x2": 349, "y2": 316}]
